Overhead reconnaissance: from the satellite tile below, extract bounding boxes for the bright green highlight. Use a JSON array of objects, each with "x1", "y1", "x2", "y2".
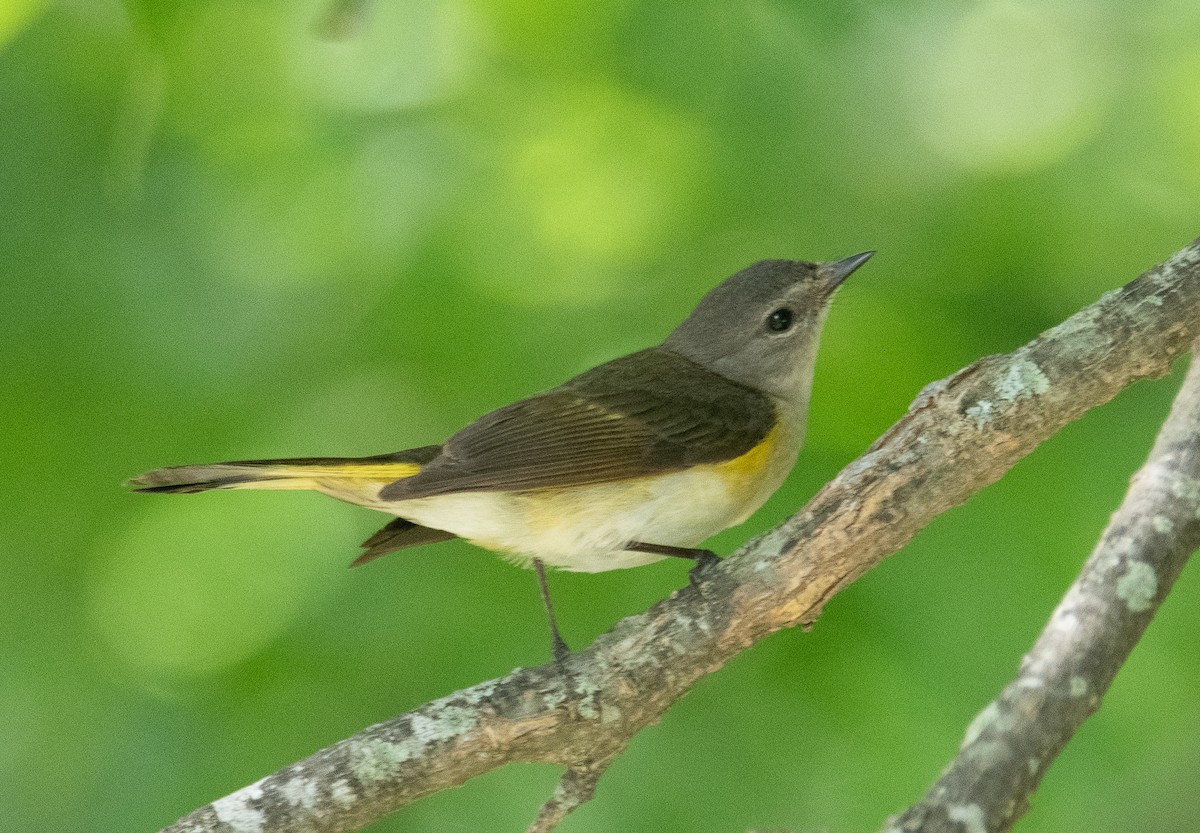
[
  {"x1": 89, "y1": 496, "x2": 353, "y2": 677},
  {"x1": 902, "y1": 2, "x2": 1106, "y2": 173},
  {"x1": 0, "y1": 0, "x2": 46, "y2": 48}
]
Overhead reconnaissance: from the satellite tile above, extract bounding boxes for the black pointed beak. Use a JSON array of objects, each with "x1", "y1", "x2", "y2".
[{"x1": 824, "y1": 251, "x2": 875, "y2": 288}]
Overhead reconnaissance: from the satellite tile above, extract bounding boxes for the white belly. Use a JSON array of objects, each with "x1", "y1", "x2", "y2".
[{"x1": 382, "y1": 426, "x2": 801, "y2": 572}]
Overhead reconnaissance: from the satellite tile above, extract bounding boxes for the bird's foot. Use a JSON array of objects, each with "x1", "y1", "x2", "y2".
[
  {"x1": 550, "y1": 630, "x2": 571, "y2": 665},
  {"x1": 688, "y1": 549, "x2": 722, "y2": 586}
]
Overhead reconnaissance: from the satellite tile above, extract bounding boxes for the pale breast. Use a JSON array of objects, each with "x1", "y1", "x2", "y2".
[{"x1": 388, "y1": 416, "x2": 805, "y2": 573}]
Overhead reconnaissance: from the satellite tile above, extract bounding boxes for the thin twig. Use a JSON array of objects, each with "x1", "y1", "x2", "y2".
[
  {"x1": 158, "y1": 238, "x2": 1200, "y2": 833},
  {"x1": 527, "y1": 763, "x2": 614, "y2": 833}
]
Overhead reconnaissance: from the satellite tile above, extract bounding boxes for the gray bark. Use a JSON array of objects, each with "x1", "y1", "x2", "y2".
[{"x1": 884, "y1": 338, "x2": 1200, "y2": 832}]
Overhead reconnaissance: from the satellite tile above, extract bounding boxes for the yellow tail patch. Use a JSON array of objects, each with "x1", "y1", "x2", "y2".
[
  {"x1": 244, "y1": 463, "x2": 424, "y2": 500},
  {"x1": 129, "y1": 459, "x2": 425, "y2": 496},
  {"x1": 273, "y1": 462, "x2": 423, "y2": 483}
]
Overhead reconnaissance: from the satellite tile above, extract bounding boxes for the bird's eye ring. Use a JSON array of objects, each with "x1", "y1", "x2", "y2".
[{"x1": 767, "y1": 307, "x2": 794, "y2": 332}]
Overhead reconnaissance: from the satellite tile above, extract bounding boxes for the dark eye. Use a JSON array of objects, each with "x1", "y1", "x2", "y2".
[{"x1": 767, "y1": 307, "x2": 794, "y2": 332}]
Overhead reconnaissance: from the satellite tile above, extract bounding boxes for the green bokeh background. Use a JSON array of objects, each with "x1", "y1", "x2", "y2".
[{"x1": 3, "y1": 1, "x2": 1199, "y2": 831}]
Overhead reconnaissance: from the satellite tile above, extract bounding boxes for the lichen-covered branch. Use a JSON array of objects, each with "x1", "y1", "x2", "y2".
[
  {"x1": 883, "y1": 339, "x2": 1200, "y2": 833},
  {"x1": 159, "y1": 238, "x2": 1200, "y2": 833}
]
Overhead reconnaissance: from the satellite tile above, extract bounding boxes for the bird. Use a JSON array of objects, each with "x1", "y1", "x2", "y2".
[{"x1": 129, "y1": 253, "x2": 873, "y2": 660}]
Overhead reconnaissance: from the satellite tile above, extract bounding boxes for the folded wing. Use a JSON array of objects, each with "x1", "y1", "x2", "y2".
[{"x1": 380, "y1": 349, "x2": 775, "y2": 500}]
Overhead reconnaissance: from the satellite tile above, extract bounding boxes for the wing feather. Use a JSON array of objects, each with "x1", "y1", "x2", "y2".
[{"x1": 380, "y1": 349, "x2": 775, "y2": 500}]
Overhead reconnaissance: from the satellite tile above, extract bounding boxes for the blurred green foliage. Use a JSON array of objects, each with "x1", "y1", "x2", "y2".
[{"x1": 2, "y1": 1, "x2": 1199, "y2": 831}]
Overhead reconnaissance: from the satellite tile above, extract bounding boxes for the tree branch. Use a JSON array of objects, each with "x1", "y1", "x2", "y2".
[
  {"x1": 159, "y1": 238, "x2": 1200, "y2": 833},
  {"x1": 883, "y1": 338, "x2": 1200, "y2": 833}
]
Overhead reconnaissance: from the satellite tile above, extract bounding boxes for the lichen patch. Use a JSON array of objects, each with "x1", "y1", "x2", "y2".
[
  {"x1": 996, "y1": 357, "x2": 1050, "y2": 401},
  {"x1": 1115, "y1": 561, "x2": 1158, "y2": 613},
  {"x1": 947, "y1": 802, "x2": 987, "y2": 833}
]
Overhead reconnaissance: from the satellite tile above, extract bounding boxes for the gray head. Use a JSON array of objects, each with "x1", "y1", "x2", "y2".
[{"x1": 662, "y1": 252, "x2": 873, "y2": 403}]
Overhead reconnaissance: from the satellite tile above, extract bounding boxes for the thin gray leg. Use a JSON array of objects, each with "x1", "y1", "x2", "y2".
[{"x1": 534, "y1": 558, "x2": 570, "y2": 663}]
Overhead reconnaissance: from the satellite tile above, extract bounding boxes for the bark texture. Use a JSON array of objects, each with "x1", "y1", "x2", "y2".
[{"x1": 885, "y1": 338, "x2": 1200, "y2": 833}]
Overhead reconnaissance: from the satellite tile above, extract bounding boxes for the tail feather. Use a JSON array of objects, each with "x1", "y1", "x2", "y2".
[
  {"x1": 350, "y1": 518, "x2": 457, "y2": 567},
  {"x1": 128, "y1": 465, "x2": 272, "y2": 493},
  {"x1": 127, "y1": 446, "x2": 443, "y2": 496},
  {"x1": 127, "y1": 463, "x2": 306, "y2": 494}
]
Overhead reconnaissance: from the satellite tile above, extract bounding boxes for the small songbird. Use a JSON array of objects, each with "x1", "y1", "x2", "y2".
[{"x1": 130, "y1": 253, "x2": 872, "y2": 659}]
